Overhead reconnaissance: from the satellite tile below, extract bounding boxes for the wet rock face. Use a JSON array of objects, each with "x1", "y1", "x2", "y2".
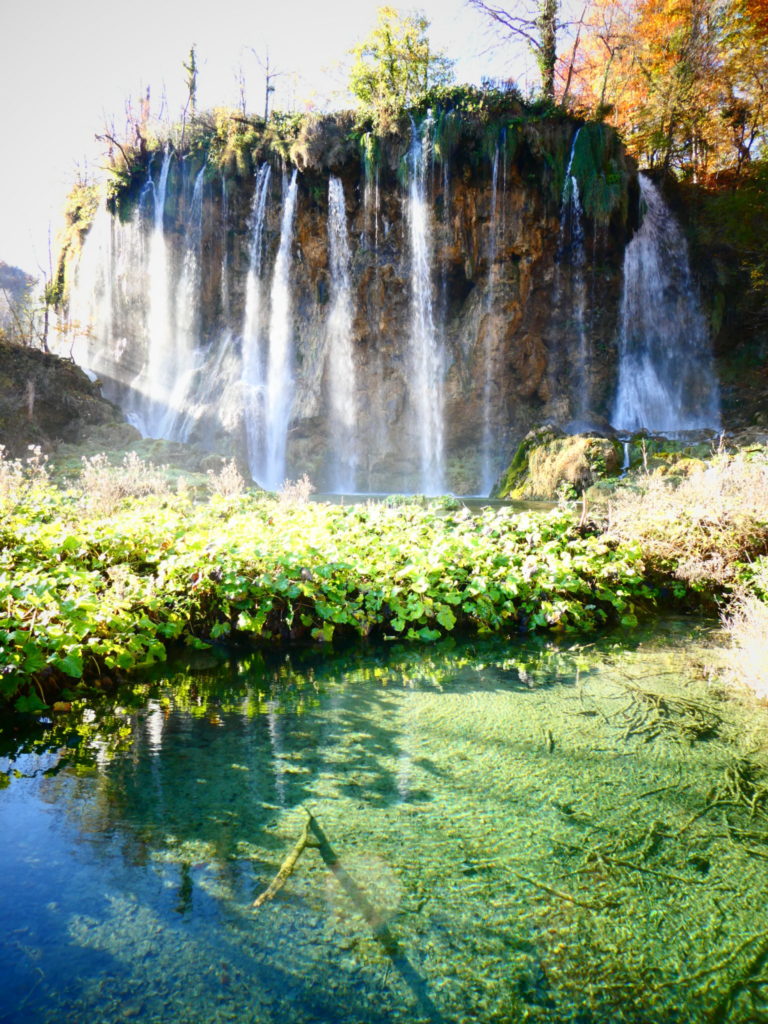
[
  {"x1": 64, "y1": 118, "x2": 633, "y2": 495},
  {"x1": 277, "y1": 145, "x2": 629, "y2": 492},
  {"x1": 0, "y1": 340, "x2": 122, "y2": 457}
]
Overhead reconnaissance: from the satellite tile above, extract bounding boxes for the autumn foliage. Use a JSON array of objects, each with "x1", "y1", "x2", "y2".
[{"x1": 562, "y1": 0, "x2": 768, "y2": 178}]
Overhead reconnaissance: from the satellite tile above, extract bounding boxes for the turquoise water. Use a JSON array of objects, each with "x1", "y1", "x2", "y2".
[{"x1": 2, "y1": 620, "x2": 768, "y2": 1023}]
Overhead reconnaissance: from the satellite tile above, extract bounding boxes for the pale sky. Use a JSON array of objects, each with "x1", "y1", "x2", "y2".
[{"x1": 0, "y1": 0, "x2": 538, "y2": 276}]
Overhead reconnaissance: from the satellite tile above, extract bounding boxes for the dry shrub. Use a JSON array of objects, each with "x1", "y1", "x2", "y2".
[
  {"x1": 290, "y1": 112, "x2": 357, "y2": 171},
  {"x1": 606, "y1": 453, "x2": 768, "y2": 585},
  {"x1": 80, "y1": 452, "x2": 168, "y2": 514},
  {"x1": 0, "y1": 444, "x2": 49, "y2": 510},
  {"x1": 278, "y1": 474, "x2": 315, "y2": 505},
  {"x1": 206, "y1": 458, "x2": 245, "y2": 498},
  {"x1": 722, "y1": 593, "x2": 768, "y2": 699}
]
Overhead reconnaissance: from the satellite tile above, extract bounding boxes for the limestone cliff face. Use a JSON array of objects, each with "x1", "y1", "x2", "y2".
[{"x1": 61, "y1": 114, "x2": 634, "y2": 494}]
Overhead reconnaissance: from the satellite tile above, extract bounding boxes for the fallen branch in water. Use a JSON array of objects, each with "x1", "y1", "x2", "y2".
[
  {"x1": 252, "y1": 815, "x2": 313, "y2": 908},
  {"x1": 510, "y1": 870, "x2": 616, "y2": 910},
  {"x1": 251, "y1": 806, "x2": 445, "y2": 1023}
]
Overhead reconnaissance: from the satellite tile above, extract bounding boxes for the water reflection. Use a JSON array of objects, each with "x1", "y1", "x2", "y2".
[{"x1": 2, "y1": 620, "x2": 768, "y2": 1023}]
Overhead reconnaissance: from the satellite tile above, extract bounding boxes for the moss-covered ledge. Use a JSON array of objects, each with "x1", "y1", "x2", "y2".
[{"x1": 496, "y1": 425, "x2": 623, "y2": 500}]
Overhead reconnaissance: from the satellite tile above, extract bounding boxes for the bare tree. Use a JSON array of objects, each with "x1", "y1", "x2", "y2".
[
  {"x1": 235, "y1": 63, "x2": 248, "y2": 117},
  {"x1": 252, "y1": 47, "x2": 284, "y2": 123},
  {"x1": 467, "y1": 0, "x2": 562, "y2": 99},
  {"x1": 180, "y1": 44, "x2": 199, "y2": 148}
]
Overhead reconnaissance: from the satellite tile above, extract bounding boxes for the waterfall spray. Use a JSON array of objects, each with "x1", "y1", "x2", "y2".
[
  {"x1": 479, "y1": 144, "x2": 500, "y2": 495},
  {"x1": 326, "y1": 176, "x2": 358, "y2": 491},
  {"x1": 241, "y1": 163, "x2": 273, "y2": 481},
  {"x1": 613, "y1": 176, "x2": 720, "y2": 433},
  {"x1": 264, "y1": 169, "x2": 299, "y2": 489},
  {"x1": 163, "y1": 161, "x2": 206, "y2": 440},
  {"x1": 407, "y1": 116, "x2": 445, "y2": 495},
  {"x1": 560, "y1": 128, "x2": 589, "y2": 419},
  {"x1": 142, "y1": 148, "x2": 174, "y2": 436}
]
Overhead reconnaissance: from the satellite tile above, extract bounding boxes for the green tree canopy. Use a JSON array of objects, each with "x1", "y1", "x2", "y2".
[{"x1": 349, "y1": 7, "x2": 455, "y2": 128}]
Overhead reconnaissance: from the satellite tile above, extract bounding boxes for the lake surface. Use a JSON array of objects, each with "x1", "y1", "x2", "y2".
[{"x1": 2, "y1": 619, "x2": 768, "y2": 1023}]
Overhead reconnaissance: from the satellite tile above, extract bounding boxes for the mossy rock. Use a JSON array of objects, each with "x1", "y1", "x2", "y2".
[
  {"x1": 625, "y1": 435, "x2": 713, "y2": 469},
  {"x1": 496, "y1": 427, "x2": 622, "y2": 500},
  {"x1": 652, "y1": 456, "x2": 707, "y2": 479}
]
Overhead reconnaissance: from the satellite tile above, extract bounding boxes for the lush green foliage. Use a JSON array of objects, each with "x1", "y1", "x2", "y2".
[
  {"x1": 567, "y1": 121, "x2": 629, "y2": 226},
  {"x1": 0, "y1": 463, "x2": 660, "y2": 713},
  {"x1": 348, "y1": 7, "x2": 454, "y2": 132}
]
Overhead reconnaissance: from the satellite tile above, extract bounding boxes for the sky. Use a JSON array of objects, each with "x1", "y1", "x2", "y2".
[{"x1": 0, "y1": 0, "x2": 537, "y2": 277}]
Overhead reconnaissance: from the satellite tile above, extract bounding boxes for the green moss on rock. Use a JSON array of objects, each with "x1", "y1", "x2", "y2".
[{"x1": 496, "y1": 426, "x2": 623, "y2": 499}]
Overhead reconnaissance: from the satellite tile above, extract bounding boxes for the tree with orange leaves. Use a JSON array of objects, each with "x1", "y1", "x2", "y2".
[{"x1": 566, "y1": 0, "x2": 768, "y2": 176}]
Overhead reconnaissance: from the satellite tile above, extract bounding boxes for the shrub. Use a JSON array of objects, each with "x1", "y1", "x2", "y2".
[
  {"x1": 278, "y1": 474, "x2": 315, "y2": 505},
  {"x1": 606, "y1": 452, "x2": 768, "y2": 586},
  {"x1": 0, "y1": 444, "x2": 49, "y2": 513},
  {"x1": 207, "y1": 458, "x2": 245, "y2": 498},
  {"x1": 80, "y1": 452, "x2": 168, "y2": 514},
  {"x1": 722, "y1": 593, "x2": 768, "y2": 699}
]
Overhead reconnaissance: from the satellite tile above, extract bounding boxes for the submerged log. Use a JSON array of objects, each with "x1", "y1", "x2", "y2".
[
  {"x1": 304, "y1": 807, "x2": 399, "y2": 955},
  {"x1": 252, "y1": 806, "x2": 445, "y2": 1023},
  {"x1": 252, "y1": 816, "x2": 312, "y2": 908}
]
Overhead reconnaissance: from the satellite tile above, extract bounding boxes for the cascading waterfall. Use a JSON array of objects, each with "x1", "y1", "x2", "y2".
[
  {"x1": 613, "y1": 175, "x2": 720, "y2": 433},
  {"x1": 62, "y1": 119, "x2": 729, "y2": 500},
  {"x1": 362, "y1": 157, "x2": 389, "y2": 492},
  {"x1": 141, "y1": 148, "x2": 174, "y2": 436},
  {"x1": 560, "y1": 128, "x2": 590, "y2": 419},
  {"x1": 241, "y1": 163, "x2": 272, "y2": 481},
  {"x1": 164, "y1": 162, "x2": 206, "y2": 441},
  {"x1": 264, "y1": 169, "x2": 299, "y2": 490},
  {"x1": 479, "y1": 144, "x2": 500, "y2": 495},
  {"x1": 220, "y1": 176, "x2": 231, "y2": 324},
  {"x1": 66, "y1": 201, "x2": 114, "y2": 371},
  {"x1": 326, "y1": 176, "x2": 358, "y2": 492},
  {"x1": 407, "y1": 116, "x2": 445, "y2": 495}
]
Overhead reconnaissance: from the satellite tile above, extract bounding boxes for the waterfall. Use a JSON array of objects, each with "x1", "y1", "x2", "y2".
[
  {"x1": 363, "y1": 159, "x2": 388, "y2": 492},
  {"x1": 165, "y1": 162, "x2": 206, "y2": 440},
  {"x1": 326, "y1": 176, "x2": 358, "y2": 492},
  {"x1": 66, "y1": 201, "x2": 114, "y2": 371},
  {"x1": 220, "y1": 176, "x2": 231, "y2": 324},
  {"x1": 142, "y1": 148, "x2": 174, "y2": 436},
  {"x1": 241, "y1": 163, "x2": 272, "y2": 481},
  {"x1": 264, "y1": 169, "x2": 299, "y2": 490},
  {"x1": 407, "y1": 116, "x2": 445, "y2": 495},
  {"x1": 479, "y1": 144, "x2": 500, "y2": 495},
  {"x1": 560, "y1": 128, "x2": 590, "y2": 419},
  {"x1": 613, "y1": 175, "x2": 720, "y2": 433}
]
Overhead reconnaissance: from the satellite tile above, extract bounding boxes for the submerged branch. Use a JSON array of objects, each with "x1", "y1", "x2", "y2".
[
  {"x1": 252, "y1": 815, "x2": 312, "y2": 908},
  {"x1": 510, "y1": 870, "x2": 615, "y2": 910}
]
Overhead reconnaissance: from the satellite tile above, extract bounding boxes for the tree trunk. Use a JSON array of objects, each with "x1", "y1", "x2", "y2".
[{"x1": 537, "y1": 0, "x2": 559, "y2": 101}]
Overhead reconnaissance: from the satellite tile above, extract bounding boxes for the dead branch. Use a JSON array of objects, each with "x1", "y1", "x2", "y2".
[{"x1": 252, "y1": 815, "x2": 312, "y2": 908}]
